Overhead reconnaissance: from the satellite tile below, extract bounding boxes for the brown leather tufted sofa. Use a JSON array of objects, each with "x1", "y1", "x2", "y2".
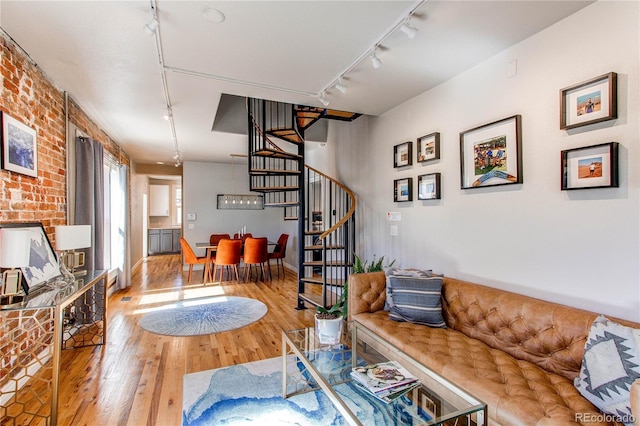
[{"x1": 348, "y1": 271, "x2": 640, "y2": 426}]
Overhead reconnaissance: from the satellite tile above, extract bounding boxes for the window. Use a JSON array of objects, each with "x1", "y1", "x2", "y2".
[
  {"x1": 174, "y1": 185, "x2": 182, "y2": 225},
  {"x1": 103, "y1": 151, "x2": 126, "y2": 273}
]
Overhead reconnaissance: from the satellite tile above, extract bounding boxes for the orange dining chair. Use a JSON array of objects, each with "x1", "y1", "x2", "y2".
[
  {"x1": 179, "y1": 238, "x2": 210, "y2": 283},
  {"x1": 210, "y1": 238, "x2": 242, "y2": 282},
  {"x1": 242, "y1": 237, "x2": 271, "y2": 282},
  {"x1": 269, "y1": 233, "x2": 289, "y2": 279}
]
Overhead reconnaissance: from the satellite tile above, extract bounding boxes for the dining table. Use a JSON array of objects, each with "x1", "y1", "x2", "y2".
[{"x1": 196, "y1": 239, "x2": 277, "y2": 284}]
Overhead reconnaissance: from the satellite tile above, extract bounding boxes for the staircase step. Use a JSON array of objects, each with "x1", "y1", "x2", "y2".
[
  {"x1": 264, "y1": 201, "x2": 299, "y2": 207},
  {"x1": 252, "y1": 185, "x2": 299, "y2": 192},
  {"x1": 323, "y1": 109, "x2": 362, "y2": 122},
  {"x1": 295, "y1": 110, "x2": 323, "y2": 130},
  {"x1": 266, "y1": 128, "x2": 303, "y2": 144},
  {"x1": 304, "y1": 245, "x2": 345, "y2": 250},
  {"x1": 252, "y1": 148, "x2": 302, "y2": 160},
  {"x1": 284, "y1": 216, "x2": 298, "y2": 221},
  {"x1": 305, "y1": 230, "x2": 324, "y2": 235},
  {"x1": 303, "y1": 261, "x2": 351, "y2": 267},
  {"x1": 250, "y1": 168, "x2": 301, "y2": 175},
  {"x1": 298, "y1": 293, "x2": 322, "y2": 309},
  {"x1": 300, "y1": 277, "x2": 345, "y2": 286}
]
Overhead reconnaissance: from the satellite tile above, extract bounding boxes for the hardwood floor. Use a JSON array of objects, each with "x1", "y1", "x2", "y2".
[{"x1": 56, "y1": 254, "x2": 317, "y2": 425}]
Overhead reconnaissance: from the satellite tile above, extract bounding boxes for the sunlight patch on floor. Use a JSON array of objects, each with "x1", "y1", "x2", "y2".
[
  {"x1": 183, "y1": 286, "x2": 225, "y2": 300},
  {"x1": 138, "y1": 291, "x2": 180, "y2": 305},
  {"x1": 133, "y1": 303, "x2": 178, "y2": 315}
]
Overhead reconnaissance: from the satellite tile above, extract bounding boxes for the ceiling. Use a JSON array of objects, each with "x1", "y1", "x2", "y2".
[{"x1": 0, "y1": 1, "x2": 592, "y2": 165}]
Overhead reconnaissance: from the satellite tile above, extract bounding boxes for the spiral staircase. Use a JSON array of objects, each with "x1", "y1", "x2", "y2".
[{"x1": 247, "y1": 98, "x2": 360, "y2": 310}]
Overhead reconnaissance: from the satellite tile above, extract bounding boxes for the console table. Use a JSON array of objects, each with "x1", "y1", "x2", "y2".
[{"x1": 0, "y1": 270, "x2": 108, "y2": 425}]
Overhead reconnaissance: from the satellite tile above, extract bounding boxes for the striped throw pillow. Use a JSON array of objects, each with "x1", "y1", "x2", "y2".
[{"x1": 387, "y1": 276, "x2": 446, "y2": 328}]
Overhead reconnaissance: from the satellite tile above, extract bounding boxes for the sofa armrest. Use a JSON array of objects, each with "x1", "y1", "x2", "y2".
[
  {"x1": 347, "y1": 271, "x2": 387, "y2": 321},
  {"x1": 632, "y1": 379, "x2": 640, "y2": 426}
]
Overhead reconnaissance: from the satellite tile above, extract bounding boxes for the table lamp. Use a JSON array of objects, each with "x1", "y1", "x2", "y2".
[
  {"x1": 55, "y1": 225, "x2": 91, "y2": 282},
  {"x1": 0, "y1": 229, "x2": 31, "y2": 307}
]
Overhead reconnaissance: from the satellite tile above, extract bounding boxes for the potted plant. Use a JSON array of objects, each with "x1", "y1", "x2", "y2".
[{"x1": 315, "y1": 285, "x2": 347, "y2": 345}]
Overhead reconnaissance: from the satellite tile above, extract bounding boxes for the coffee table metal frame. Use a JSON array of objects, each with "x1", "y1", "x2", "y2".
[{"x1": 282, "y1": 322, "x2": 487, "y2": 426}]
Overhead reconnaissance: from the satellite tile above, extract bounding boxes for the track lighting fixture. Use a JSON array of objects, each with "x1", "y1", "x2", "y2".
[
  {"x1": 334, "y1": 79, "x2": 347, "y2": 94},
  {"x1": 400, "y1": 20, "x2": 418, "y2": 39},
  {"x1": 371, "y1": 50, "x2": 382, "y2": 69},
  {"x1": 318, "y1": 92, "x2": 329, "y2": 107},
  {"x1": 143, "y1": 17, "x2": 159, "y2": 35}
]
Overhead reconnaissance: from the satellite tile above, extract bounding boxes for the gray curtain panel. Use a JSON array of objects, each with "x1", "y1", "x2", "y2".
[{"x1": 74, "y1": 137, "x2": 105, "y2": 322}]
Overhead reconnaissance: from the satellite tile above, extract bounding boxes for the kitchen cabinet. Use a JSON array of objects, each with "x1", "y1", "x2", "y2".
[
  {"x1": 149, "y1": 184, "x2": 170, "y2": 216},
  {"x1": 148, "y1": 228, "x2": 181, "y2": 255}
]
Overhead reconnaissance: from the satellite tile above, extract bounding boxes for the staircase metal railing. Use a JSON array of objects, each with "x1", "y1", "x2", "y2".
[{"x1": 246, "y1": 97, "x2": 356, "y2": 310}]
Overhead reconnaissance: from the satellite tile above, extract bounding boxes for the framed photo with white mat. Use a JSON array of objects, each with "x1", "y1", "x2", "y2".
[{"x1": 561, "y1": 142, "x2": 619, "y2": 190}]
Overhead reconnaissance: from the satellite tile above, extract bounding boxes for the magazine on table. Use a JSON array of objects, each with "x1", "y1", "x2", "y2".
[
  {"x1": 353, "y1": 379, "x2": 421, "y2": 403},
  {"x1": 350, "y1": 361, "x2": 419, "y2": 394}
]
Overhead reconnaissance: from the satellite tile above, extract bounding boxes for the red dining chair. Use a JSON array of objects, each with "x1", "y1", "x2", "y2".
[
  {"x1": 268, "y1": 233, "x2": 289, "y2": 279},
  {"x1": 233, "y1": 233, "x2": 253, "y2": 242},
  {"x1": 209, "y1": 233, "x2": 230, "y2": 245},
  {"x1": 242, "y1": 237, "x2": 271, "y2": 282},
  {"x1": 179, "y1": 238, "x2": 210, "y2": 283},
  {"x1": 211, "y1": 238, "x2": 242, "y2": 282}
]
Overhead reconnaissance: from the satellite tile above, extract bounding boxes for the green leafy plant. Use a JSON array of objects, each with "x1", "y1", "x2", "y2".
[
  {"x1": 316, "y1": 284, "x2": 348, "y2": 319},
  {"x1": 353, "y1": 253, "x2": 396, "y2": 273}
]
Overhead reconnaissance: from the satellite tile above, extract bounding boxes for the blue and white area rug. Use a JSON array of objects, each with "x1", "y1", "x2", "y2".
[
  {"x1": 183, "y1": 353, "x2": 431, "y2": 425},
  {"x1": 139, "y1": 296, "x2": 267, "y2": 336}
]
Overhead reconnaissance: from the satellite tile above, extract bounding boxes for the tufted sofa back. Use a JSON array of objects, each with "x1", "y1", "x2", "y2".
[{"x1": 443, "y1": 277, "x2": 606, "y2": 381}]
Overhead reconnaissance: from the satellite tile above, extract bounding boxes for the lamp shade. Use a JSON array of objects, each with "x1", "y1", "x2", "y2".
[
  {"x1": 55, "y1": 225, "x2": 91, "y2": 251},
  {"x1": 0, "y1": 229, "x2": 31, "y2": 268}
]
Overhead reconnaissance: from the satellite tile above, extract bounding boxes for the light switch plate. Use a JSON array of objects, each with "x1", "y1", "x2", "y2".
[{"x1": 390, "y1": 225, "x2": 398, "y2": 236}]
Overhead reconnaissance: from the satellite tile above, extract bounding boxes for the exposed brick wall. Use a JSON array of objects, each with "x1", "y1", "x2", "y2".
[
  {"x1": 0, "y1": 33, "x2": 130, "y2": 397},
  {"x1": 0, "y1": 36, "x2": 67, "y2": 233}
]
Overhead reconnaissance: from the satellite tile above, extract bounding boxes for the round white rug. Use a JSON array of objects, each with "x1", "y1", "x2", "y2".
[{"x1": 139, "y1": 296, "x2": 268, "y2": 336}]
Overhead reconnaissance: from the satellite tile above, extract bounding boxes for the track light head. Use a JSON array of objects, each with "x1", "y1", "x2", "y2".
[
  {"x1": 318, "y1": 92, "x2": 329, "y2": 107},
  {"x1": 371, "y1": 50, "x2": 382, "y2": 69},
  {"x1": 400, "y1": 21, "x2": 418, "y2": 39},
  {"x1": 143, "y1": 17, "x2": 159, "y2": 35},
  {"x1": 334, "y1": 79, "x2": 347, "y2": 94}
]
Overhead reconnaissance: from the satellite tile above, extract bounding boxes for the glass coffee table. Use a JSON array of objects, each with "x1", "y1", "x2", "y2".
[{"x1": 282, "y1": 321, "x2": 486, "y2": 426}]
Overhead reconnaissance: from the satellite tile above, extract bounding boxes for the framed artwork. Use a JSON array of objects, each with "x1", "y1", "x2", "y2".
[
  {"x1": 460, "y1": 115, "x2": 522, "y2": 189},
  {"x1": 394, "y1": 178, "x2": 413, "y2": 202},
  {"x1": 0, "y1": 222, "x2": 60, "y2": 293},
  {"x1": 1, "y1": 112, "x2": 38, "y2": 177},
  {"x1": 561, "y1": 142, "x2": 619, "y2": 190},
  {"x1": 417, "y1": 132, "x2": 440, "y2": 163},
  {"x1": 418, "y1": 173, "x2": 441, "y2": 200},
  {"x1": 560, "y1": 72, "x2": 617, "y2": 130},
  {"x1": 394, "y1": 141, "x2": 412, "y2": 168}
]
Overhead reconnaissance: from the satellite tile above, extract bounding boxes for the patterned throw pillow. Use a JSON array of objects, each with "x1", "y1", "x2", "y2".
[
  {"x1": 383, "y1": 268, "x2": 433, "y2": 311},
  {"x1": 385, "y1": 275, "x2": 446, "y2": 328},
  {"x1": 574, "y1": 315, "x2": 640, "y2": 425}
]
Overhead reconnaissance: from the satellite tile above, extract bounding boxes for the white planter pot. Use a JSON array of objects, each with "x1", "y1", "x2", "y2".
[{"x1": 315, "y1": 314, "x2": 343, "y2": 345}]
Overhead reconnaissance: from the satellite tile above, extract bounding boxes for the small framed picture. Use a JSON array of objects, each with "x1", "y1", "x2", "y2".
[
  {"x1": 561, "y1": 142, "x2": 619, "y2": 190},
  {"x1": 460, "y1": 115, "x2": 522, "y2": 189},
  {"x1": 560, "y1": 72, "x2": 617, "y2": 130},
  {"x1": 394, "y1": 141, "x2": 412, "y2": 168},
  {"x1": 1, "y1": 112, "x2": 38, "y2": 178},
  {"x1": 394, "y1": 178, "x2": 413, "y2": 202},
  {"x1": 418, "y1": 173, "x2": 441, "y2": 200},
  {"x1": 417, "y1": 132, "x2": 440, "y2": 163}
]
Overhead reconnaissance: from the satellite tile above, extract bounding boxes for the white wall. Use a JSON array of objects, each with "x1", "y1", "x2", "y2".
[
  {"x1": 182, "y1": 161, "x2": 297, "y2": 269},
  {"x1": 334, "y1": 1, "x2": 640, "y2": 321}
]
